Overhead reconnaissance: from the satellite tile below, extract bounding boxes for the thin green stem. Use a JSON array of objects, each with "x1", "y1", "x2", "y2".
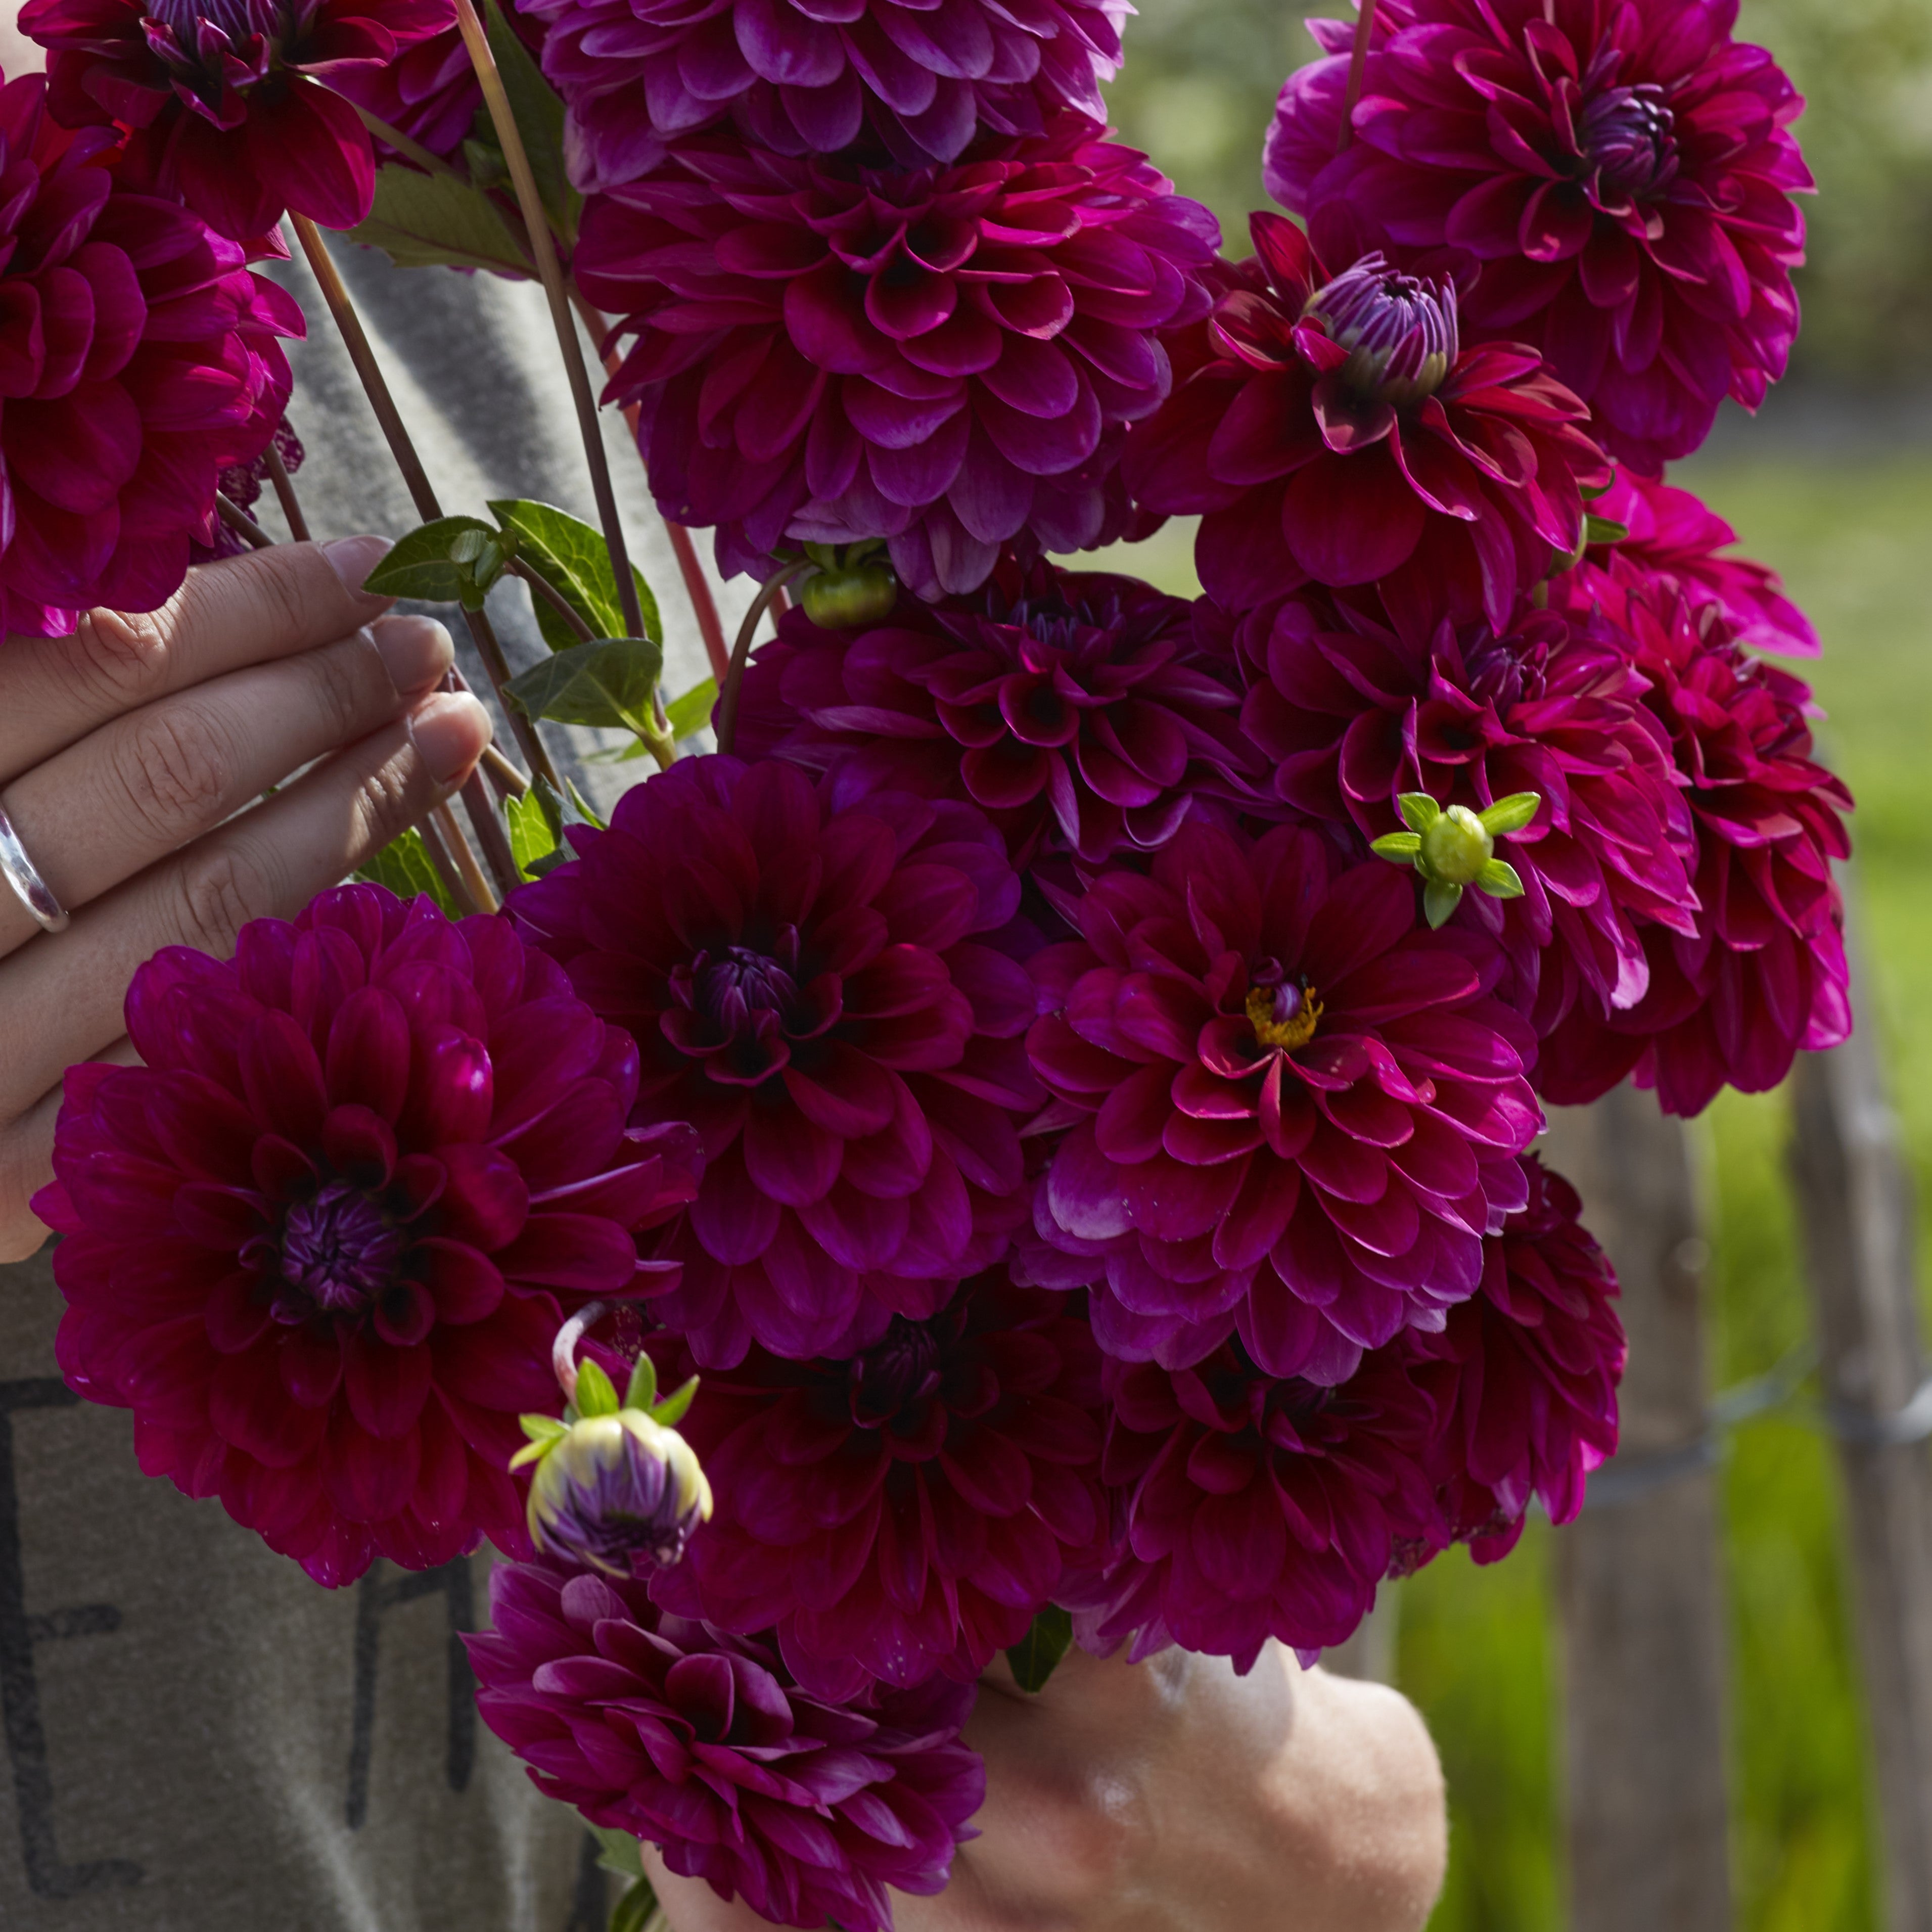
[
  {"x1": 265, "y1": 443, "x2": 310, "y2": 542},
  {"x1": 1339, "y1": 0, "x2": 1378, "y2": 151},
  {"x1": 418, "y1": 808, "x2": 482, "y2": 917},
  {"x1": 715, "y1": 561, "x2": 808, "y2": 756},
  {"x1": 215, "y1": 493, "x2": 274, "y2": 550},
  {"x1": 507, "y1": 556, "x2": 595, "y2": 643}
]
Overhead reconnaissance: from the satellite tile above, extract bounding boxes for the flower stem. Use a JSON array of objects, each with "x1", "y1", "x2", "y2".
[
  {"x1": 552, "y1": 1300, "x2": 610, "y2": 1405},
  {"x1": 453, "y1": 0, "x2": 647, "y2": 648},
  {"x1": 432, "y1": 801, "x2": 498, "y2": 912},
  {"x1": 265, "y1": 443, "x2": 310, "y2": 542},
  {"x1": 715, "y1": 561, "x2": 808, "y2": 756},
  {"x1": 215, "y1": 493, "x2": 273, "y2": 550},
  {"x1": 419, "y1": 807, "x2": 482, "y2": 916},
  {"x1": 287, "y1": 211, "x2": 564, "y2": 795},
  {"x1": 1339, "y1": 0, "x2": 1379, "y2": 152},
  {"x1": 507, "y1": 556, "x2": 596, "y2": 643}
]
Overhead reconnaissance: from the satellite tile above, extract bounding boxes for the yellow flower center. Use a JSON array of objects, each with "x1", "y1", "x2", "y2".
[{"x1": 1246, "y1": 981, "x2": 1323, "y2": 1052}]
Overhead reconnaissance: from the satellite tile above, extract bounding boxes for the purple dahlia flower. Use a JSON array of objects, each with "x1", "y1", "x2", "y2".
[
  {"x1": 1263, "y1": 0, "x2": 1811, "y2": 474},
  {"x1": 509, "y1": 756, "x2": 1044, "y2": 1367},
  {"x1": 0, "y1": 74, "x2": 300, "y2": 635},
  {"x1": 736, "y1": 557, "x2": 1261, "y2": 866},
  {"x1": 1121, "y1": 214, "x2": 1611, "y2": 631},
  {"x1": 1022, "y1": 821, "x2": 1543, "y2": 1381},
  {"x1": 1538, "y1": 576, "x2": 1852, "y2": 1113},
  {"x1": 1574, "y1": 470, "x2": 1818, "y2": 658},
  {"x1": 193, "y1": 417, "x2": 305, "y2": 563},
  {"x1": 469, "y1": 1562, "x2": 984, "y2": 1932},
  {"x1": 1230, "y1": 587, "x2": 1698, "y2": 1042},
  {"x1": 646, "y1": 1269, "x2": 1108, "y2": 1698},
  {"x1": 32, "y1": 887, "x2": 703, "y2": 1587},
  {"x1": 574, "y1": 117, "x2": 1219, "y2": 600},
  {"x1": 525, "y1": 0, "x2": 1127, "y2": 183},
  {"x1": 23, "y1": 0, "x2": 456, "y2": 240},
  {"x1": 1063, "y1": 1341, "x2": 1438, "y2": 1669},
  {"x1": 1408, "y1": 1153, "x2": 1623, "y2": 1561}
]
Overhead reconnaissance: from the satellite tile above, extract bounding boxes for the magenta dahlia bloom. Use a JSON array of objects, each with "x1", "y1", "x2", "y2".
[
  {"x1": 33, "y1": 887, "x2": 703, "y2": 1587},
  {"x1": 1064, "y1": 1342, "x2": 1437, "y2": 1669},
  {"x1": 1232, "y1": 588, "x2": 1698, "y2": 1037},
  {"x1": 1573, "y1": 470, "x2": 1818, "y2": 657},
  {"x1": 469, "y1": 1563, "x2": 984, "y2": 1932},
  {"x1": 0, "y1": 74, "x2": 300, "y2": 635},
  {"x1": 575, "y1": 117, "x2": 1219, "y2": 599},
  {"x1": 527, "y1": 0, "x2": 1126, "y2": 183},
  {"x1": 1407, "y1": 1154, "x2": 1623, "y2": 1561},
  {"x1": 737, "y1": 558, "x2": 1260, "y2": 866},
  {"x1": 1022, "y1": 822, "x2": 1542, "y2": 1381},
  {"x1": 193, "y1": 416, "x2": 304, "y2": 563},
  {"x1": 1264, "y1": 0, "x2": 1811, "y2": 473},
  {"x1": 1537, "y1": 578, "x2": 1852, "y2": 1112},
  {"x1": 510, "y1": 756, "x2": 1044, "y2": 1367},
  {"x1": 1121, "y1": 214, "x2": 1609, "y2": 629},
  {"x1": 23, "y1": 0, "x2": 454, "y2": 239},
  {"x1": 647, "y1": 1270, "x2": 1107, "y2": 1698}
]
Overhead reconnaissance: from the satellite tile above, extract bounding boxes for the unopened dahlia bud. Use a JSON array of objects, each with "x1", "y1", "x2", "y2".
[
  {"x1": 1304, "y1": 256, "x2": 1459, "y2": 406},
  {"x1": 1372, "y1": 792, "x2": 1539, "y2": 928},
  {"x1": 513, "y1": 1345, "x2": 712, "y2": 1580},
  {"x1": 799, "y1": 543, "x2": 899, "y2": 630}
]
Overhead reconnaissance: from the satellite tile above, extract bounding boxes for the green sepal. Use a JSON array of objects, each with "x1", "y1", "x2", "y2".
[
  {"x1": 362, "y1": 516, "x2": 497, "y2": 603},
  {"x1": 1475, "y1": 858, "x2": 1525, "y2": 899},
  {"x1": 665, "y1": 676, "x2": 718, "y2": 741},
  {"x1": 352, "y1": 825, "x2": 458, "y2": 915},
  {"x1": 609, "y1": 1874, "x2": 660, "y2": 1932},
  {"x1": 586, "y1": 1822, "x2": 647, "y2": 1880},
  {"x1": 623, "y1": 1353, "x2": 659, "y2": 1412},
  {"x1": 1396, "y1": 792, "x2": 1441, "y2": 834},
  {"x1": 344, "y1": 168, "x2": 529, "y2": 278},
  {"x1": 518, "y1": 1413, "x2": 570, "y2": 1444},
  {"x1": 648, "y1": 1376, "x2": 699, "y2": 1430},
  {"x1": 1583, "y1": 514, "x2": 1630, "y2": 547},
  {"x1": 574, "y1": 1359, "x2": 621, "y2": 1418},
  {"x1": 1370, "y1": 831, "x2": 1423, "y2": 862},
  {"x1": 1477, "y1": 791, "x2": 1541, "y2": 837},
  {"x1": 507, "y1": 1439, "x2": 549, "y2": 1472},
  {"x1": 1423, "y1": 878, "x2": 1464, "y2": 929},
  {"x1": 1005, "y1": 1604, "x2": 1075, "y2": 1692},
  {"x1": 488, "y1": 499, "x2": 660, "y2": 652},
  {"x1": 1579, "y1": 473, "x2": 1618, "y2": 502},
  {"x1": 504, "y1": 635, "x2": 666, "y2": 743}
]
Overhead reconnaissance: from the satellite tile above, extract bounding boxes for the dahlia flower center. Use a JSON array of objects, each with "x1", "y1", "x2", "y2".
[
  {"x1": 850, "y1": 1316, "x2": 947, "y2": 1428},
  {"x1": 1577, "y1": 84, "x2": 1678, "y2": 199},
  {"x1": 1245, "y1": 962, "x2": 1323, "y2": 1053},
  {"x1": 146, "y1": 0, "x2": 288, "y2": 53},
  {"x1": 1461, "y1": 627, "x2": 1548, "y2": 708},
  {"x1": 1304, "y1": 256, "x2": 1458, "y2": 407},
  {"x1": 695, "y1": 939, "x2": 800, "y2": 1032},
  {"x1": 280, "y1": 1181, "x2": 405, "y2": 1316}
]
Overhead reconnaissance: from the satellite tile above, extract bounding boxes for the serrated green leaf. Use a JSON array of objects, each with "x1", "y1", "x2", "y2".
[
  {"x1": 1423, "y1": 878, "x2": 1463, "y2": 929},
  {"x1": 665, "y1": 676, "x2": 717, "y2": 741},
  {"x1": 505, "y1": 790, "x2": 560, "y2": 881},
  {"x1": 363, "y1": 517, "x2": 497, "y2": 604},
  {"x1": 649, "y1": 1376, "x2": 699, "y2": 1429},
  {"x1": 485, "y1": 0, "x2": 581, "y2": 245},
  {"x1": 586, "y1": 1823, "x2": 647, "y2": 1880},
  {"x1": 344, "y1": 165, "x2": 530, "y2": 277},
  {"x1": 1396, "y1": 792, "x2": 1441, "y2": 835},
  {"x1": 1370, "y1": 831, "x2": 1423, "y2": 860},
  {"x1": 575, "y1": 1359, "x2": 620, "y2": 1418},
  {"x1": 488, "y1": 499, "x2": 660, "y2": 651},
  {"x1": 1477, "y1": 791, "x2": 1542, "y2": 837},
  {"x1": 1584, "y1": 514, "x2": 1630, "y2": 547},
  {"x1": 1476, "y1": 858, "x2": 1525, "y2": 898},
  {"x1": 505, "y1": 635, "x2": 665, "y2": 742},
  {"x1": 1005, "y1": 1604, "x2": 1075, "y2": 1693},
  {"x1": 353, "y1": 825, "x2": 457, "y2": 915},
  {"x1": 623, "y1": 1353, "x2": 660, "y2": 1412},
  {"x1": 609, "y1": 1874, "x2": 660, "y2": 1932}
]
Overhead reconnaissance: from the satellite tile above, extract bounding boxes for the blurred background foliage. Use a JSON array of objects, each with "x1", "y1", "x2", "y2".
[
  {"x1": 1101, "y1": 6, "x2": 1932, "y2": 1924},
  {"x1": 1103, "y1": 0, "x2": 1932, "y2": 388}
]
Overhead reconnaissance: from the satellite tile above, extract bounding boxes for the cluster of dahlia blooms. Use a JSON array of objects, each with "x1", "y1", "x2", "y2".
[{"x1": 29, "y1": 0, "x2": 1853, "y2": 1923}]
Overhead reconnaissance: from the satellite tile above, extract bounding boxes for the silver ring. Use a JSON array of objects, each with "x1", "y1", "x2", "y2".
[{"x1": 0, "y1": 799, "x2": 69, "y2": 935}]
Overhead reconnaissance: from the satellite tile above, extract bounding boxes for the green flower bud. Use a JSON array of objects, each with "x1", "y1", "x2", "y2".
[
  {"x1": 1419, "y1": 804, "x2": 1494, "y2": 886},
  {"x1": 800, "y1": 562, "x2": 898, "y2": 629}
]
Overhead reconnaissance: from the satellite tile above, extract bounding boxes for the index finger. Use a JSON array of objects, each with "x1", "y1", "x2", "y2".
[{"x1": 0, "y1": 534, "x2": 395, "y2": 784}]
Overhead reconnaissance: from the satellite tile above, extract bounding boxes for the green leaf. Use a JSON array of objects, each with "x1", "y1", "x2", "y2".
[
  {"x1": 1476, "y1": 858, "x2": 1526, "y2": 899},
  {"x1": 665, "y1": 676, "x2": 718, "y2": 741},
  {"x1": 609, "y1": 1874, "x2": 660, "y2": 1932},
  {"x1": 649, "y1": 1376, "x2": 699, "y2": 1430},
  {"x1": 566, "y1": 777, "x2": 610, "y2": 830},
  {"x1": 504, "y1": 790, "x2": 562, "y2": 881},
  {"x1": 575, "y1": 1359, "x2": 620, "y2": 1418},
  {"x1": 363, "y1": 517, "x2": 497, "y2": 604},
  {"x1": 1005, "y1": 1604, "x2": 1075, "y2": 1693},
  {"x1": 485, "y1": 0, "x2": 581, "y2": 245},
  {"x1": 1396, "y1": 792, "x2": 1441, "y2": 835},
  {"x1": 1423, "y1": 878, "x2": 1464, "y2": 929},
  {"x1": 353, "y1": 825, "x2": 457, "y2": 915},
  {"x1": 583, "y1": 739, "x2": 654, "y2": 765},
  {"x1": 1583, "y1": 514, "x2": 1630, "y2": 547},
  {"x1": 586, "y1": 1823, "x2": 646, "y2": 1881},
  {"x1": 344, "y1": 165, "x2": 530, "y2": 277},
  {"x1": 1370, "y1": 831, "x2": 1423, "y2": 861},
  {"x1": 505, "y1": 635, "x2": 666, "y2": 742},
  {"x1": 623, "y1": 1353, "x2": 659, "y2": 1413},
  {"x1": 488, "y1": 499, "x2": 660, "y2": 651},
  {"x1": 1477, "y1": 791, "x2": 1542, "y2": 837}
]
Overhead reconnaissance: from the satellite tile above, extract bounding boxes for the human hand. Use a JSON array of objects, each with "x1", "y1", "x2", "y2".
[
  {"x1": 640, "y1": 1643, "x2": 1447, "y2": 1932},
  {"x1": 0, "y1": 538, "x2": 493, "y2": 1260}
]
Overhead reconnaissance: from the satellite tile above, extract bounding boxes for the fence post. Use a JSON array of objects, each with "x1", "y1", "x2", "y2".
[
  {"x1": 1789, "y1": 1000, "x2": 1932, "y2": 1932},
  {"x1": 1542, "y1": 1087, "x2": 1732, "y2": 1932}
]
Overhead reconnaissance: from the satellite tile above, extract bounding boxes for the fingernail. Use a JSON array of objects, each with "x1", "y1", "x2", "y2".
[
  {"x1": 323, "y1": 534, "x2": 393, "y2": 595},
  {"x1": 370, "y1": 614, "x2": 452, "y2": 696},
  {"x1": 406, "y1": 692, "x2": 488, "y2": 788}
]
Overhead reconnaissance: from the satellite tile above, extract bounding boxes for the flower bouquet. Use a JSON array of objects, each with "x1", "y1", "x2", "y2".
[{"x1": 11, "y1": 0, "x2": 1848, "y2": 1922}]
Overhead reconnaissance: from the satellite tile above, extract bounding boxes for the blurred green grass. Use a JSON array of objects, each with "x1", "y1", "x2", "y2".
[{"x1": 1087, "y1": 447, "x2": 1932, "y2": 1928}]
